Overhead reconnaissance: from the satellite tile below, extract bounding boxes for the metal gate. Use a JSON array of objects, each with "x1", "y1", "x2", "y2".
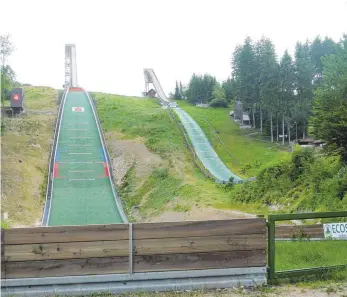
[{"x1": 268, "y1": 211, "x2": 347, "y2": 280}]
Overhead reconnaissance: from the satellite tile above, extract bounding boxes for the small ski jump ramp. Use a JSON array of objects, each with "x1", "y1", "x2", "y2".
[{"x1": 143, "y1": 69, "x2": 242, "y2": 183}]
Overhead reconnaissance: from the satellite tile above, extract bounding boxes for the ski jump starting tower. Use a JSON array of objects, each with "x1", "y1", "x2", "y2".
[{"x1": 64, "y1": 44, "x2": 78, "y2": 88}]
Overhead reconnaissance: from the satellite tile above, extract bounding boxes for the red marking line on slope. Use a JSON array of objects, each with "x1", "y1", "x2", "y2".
[
  {"x1": 103, "y1": 162, "x2": 109, "y2": 177},
  {"x1": 69, "y1": 87, "x2": 84, "y2": 92},
  {"x1": 53, "y1": 163, "x2": 59, "y2": 177}
]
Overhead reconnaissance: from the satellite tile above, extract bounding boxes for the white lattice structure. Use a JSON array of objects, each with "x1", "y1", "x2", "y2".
[{"x1": 64, "y1": 44, "x2": 78, "y2": 88}]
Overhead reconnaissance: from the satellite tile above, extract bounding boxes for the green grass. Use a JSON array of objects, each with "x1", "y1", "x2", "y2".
[
  {"x1": 177, "y1": 101, "x2": 288, "y2": 177},
  {"x1": 94, "y1": 93, "x2": 182, "y2": 158},
  {"x1": 3, "y1": 85, "x2": 58, "y2": 110},
  {"x1": 276, "y1": 240, "x2": 347, "y2": 271},
  {"x1": 1, "y1": 86, "x2": 58, "y2": 227},
  {"x1": 94, "y1": 93, "x2": 267, "y2": 218},
  {"x1": 24, "y1": 86, "x2": 58, "y2": 110},
  {"x1": 275, "y1": 240, "x2": 347, "y2": 285}
]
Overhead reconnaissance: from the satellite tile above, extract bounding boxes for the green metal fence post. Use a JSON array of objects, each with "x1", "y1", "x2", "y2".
[{"x1": 268, "y1": 216, "x2": 275, "y2": 281}]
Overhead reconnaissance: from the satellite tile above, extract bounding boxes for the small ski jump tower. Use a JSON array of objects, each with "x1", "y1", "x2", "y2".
[
  {"x1": 143, "y1": 68, "x2": 154, "y2": 96},
  {"x1": 64, "y1": 44, "x2": 78, "y2": 88}
]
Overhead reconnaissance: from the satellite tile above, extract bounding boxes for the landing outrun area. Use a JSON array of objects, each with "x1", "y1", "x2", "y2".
[{"x1": 48, "y1": 91, "x2": 123, "y2": 226}]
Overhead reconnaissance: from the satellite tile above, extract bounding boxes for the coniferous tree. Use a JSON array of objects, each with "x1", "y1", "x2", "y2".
[
  {"x1": 179, "y1": 81, "x2": 184, "y2": 98},
  {"x1": 202, "y1": 74, "x2": 217, "y2": 103},
  {"x1": 232, "y1": 37, "x2": 258, "y2": 127},
  {"x1": 222, "y1": 78, "x2": 234, "y2": 103},
  {"x1": 174, "y1": 80, "x2": 181, "y2": 99},
  {"x1": 294, "y1": 41, "x2": 314, "y2": 139},
  {"x1": 186, "y1": 74, "x2": 217, "y2": 104},
  {"x1": 255, "y1": 37, "x2": 279, "y2": 138},
  {"x1": 310, "y1": 36, "x2": 338, "y2": 85},
  {"x1": 279, "y1": 50, "x2": 296, "y2": 144},
  {"x1": 186, "y1": 74, "x2": 199, "y2": 104}
]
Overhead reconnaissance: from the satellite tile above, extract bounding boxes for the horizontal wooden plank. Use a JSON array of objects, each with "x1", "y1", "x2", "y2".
[
  {"x1": 134, "y1": 250, "x2": 266, "y2": 272},
  {"x1": 5, "y1": 234, "x2": 265, "y2": 262},
  {"x1": 134, "y1": 234, "x2": 266, "y2": 256},
  {"x1": 4, "y1": 224, "x2": 129, "y2": 244},
  {"x1": 276, "y1": 224, "x2": 324, "y2": 239},
  {"x1": 5, "y1": 240, "x2": 129, "y2": 262},
  {"x1": 134, "y1": 219, "x2": 266, "y2": 239},
  {"x1": 5, "y1": 250, "x2": 266, "y2": 279},
  {"x1": 4, "y1": 219, "x2": 265, "y2": 245},
  {"x1": 5, "y1": 256, "x2": 129, "y2": 278}
]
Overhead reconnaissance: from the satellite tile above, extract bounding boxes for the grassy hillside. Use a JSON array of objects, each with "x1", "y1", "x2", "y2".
[
  {"x1": 3, "y1": 88, "x2": 344, "y2": 226},
  {"x1": 1, "y1": 88, "x2": 275, "y2": 227},
  {"x1": 94, "y1": 93, "x2": 346, "y2": 217},
  {"x1": 93, "y1": 93, "x2": 269, "y2": 220},
  {"x1": 177, "y1": 101, "x2": 288, "y2": 177},
  {"x1": 175, "y1": 101, "x2": 346, "y2": 213},
  {"x1": 1, "y1": 86, "x2": 58, "y2": 227}
]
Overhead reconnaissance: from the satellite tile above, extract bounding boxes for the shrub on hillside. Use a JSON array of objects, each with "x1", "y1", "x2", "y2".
[
  {"x1": 230, "y1": 146, "x2": 347, "y2": 212},
  {"x1": 210, "y1": 98, "x2": 228, "y2": 108},
  {"x1": 152, "y1": 168, "x2": 169, "y2": 179},
  {"x1": 289, "y1": 147, "x2": 314, "y2": 181}
]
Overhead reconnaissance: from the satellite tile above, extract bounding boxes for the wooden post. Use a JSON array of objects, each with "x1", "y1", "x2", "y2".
[
  {"x1": 129, "y1": 223, "x2": 133, "y2": 274},
  {"x1": 1, "y1": 229, "x2": 5, "y2": 279}
]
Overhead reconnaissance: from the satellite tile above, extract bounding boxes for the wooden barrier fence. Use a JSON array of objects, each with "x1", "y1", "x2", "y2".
[
  {"x1": 1, "y1": 218, "x2": 267, "y2": 279},
  {"x1": 275, "y1": 224, "x2": 324, "y2": 240}
]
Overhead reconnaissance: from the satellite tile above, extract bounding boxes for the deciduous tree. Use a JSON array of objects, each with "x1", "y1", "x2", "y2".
[
  {"x1": 310, "y1": 36, "x2": 347, "y2": 161},
  {"x1": 1, "y1": 34, "x2": 15, "y2": 106}
]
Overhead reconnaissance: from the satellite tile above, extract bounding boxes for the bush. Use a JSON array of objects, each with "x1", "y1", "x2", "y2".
[
  {"x1": 230, "y1": 146, "x2": 347, "y2": 212},
  {"x1": 290, "y1": 147, "x2": 314, "y2": 181},
  {"x1": 210, "y1": 98, "x2": 228, "y2": 108},
  {"x1": 152, "y1": 167, "x2": 169, "y2": 179}
]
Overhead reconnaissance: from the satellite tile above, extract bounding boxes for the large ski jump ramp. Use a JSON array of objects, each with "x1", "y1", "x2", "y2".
[
  {"x1": 42, "y1": 88, "x2": 127, "y2": 226},
  {"x1": 143, "y1": 69, "x2": 242, "y2": 183}
]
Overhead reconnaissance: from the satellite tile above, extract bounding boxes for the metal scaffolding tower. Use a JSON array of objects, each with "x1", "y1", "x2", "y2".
[{"x1": 64, "y1": 44, "x2": 78, "y2": 88}]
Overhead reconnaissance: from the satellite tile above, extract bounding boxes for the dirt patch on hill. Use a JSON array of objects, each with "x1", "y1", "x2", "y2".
[
  {"x1": 133, "y1": 203, "x2": 256, "y2": 223},
  {"x1": 105, "y1": 132, "x2": 165, "y2": 186},
  {"x1": 105, "y1": 133, "x2": 257, "y2": 223}
]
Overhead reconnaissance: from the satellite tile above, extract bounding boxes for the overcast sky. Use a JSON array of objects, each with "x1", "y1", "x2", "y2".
[{"x1": 1, "y1": 0, "x2": 346, "y2": 96}]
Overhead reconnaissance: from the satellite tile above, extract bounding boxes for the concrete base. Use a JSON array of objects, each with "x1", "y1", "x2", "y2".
[{"x1": 2, "y1": 267, "x2": 267, "y2": 297}]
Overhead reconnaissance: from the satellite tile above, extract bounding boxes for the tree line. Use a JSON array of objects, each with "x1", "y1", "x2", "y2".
[
  {"x1": 171, "y1": 74, "x2": 234, "y2": 108},
  {"x1": 231, "y1": 35, "x2": 341, "y2": 144},
  {"x1": 0, "y1": 34, "x2": 16, "y2": 106},
  {"x1": 173, "y1": 34, "x2": 346, "y2": 153}
]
